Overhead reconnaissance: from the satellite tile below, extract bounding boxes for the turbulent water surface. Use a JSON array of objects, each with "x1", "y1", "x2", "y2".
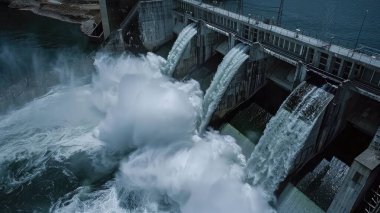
[
  {"x1": 0, "y1": 50, "x2": 272, "y2": 213},
  {"x1": 1, "y1": 1, "x2": 356, "y2": 211},
  {"x1": 0, "y1": 6, "x2": 274, "y2": 212}
]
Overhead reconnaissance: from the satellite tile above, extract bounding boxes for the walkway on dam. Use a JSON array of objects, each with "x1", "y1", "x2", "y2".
[{"x1": 179, "y1": 0, "x2": 380, "y2": 69}]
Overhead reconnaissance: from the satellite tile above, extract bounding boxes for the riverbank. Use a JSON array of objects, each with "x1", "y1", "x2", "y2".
[{"x1": 1, "y1": 0, "x2": 100, "y2": 36}]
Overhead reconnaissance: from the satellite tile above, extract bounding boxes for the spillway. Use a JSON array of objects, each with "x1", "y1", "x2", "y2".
[
  {"x1": 246, "y1": 82, "x2": 334, "y2": 194},
  {"x1": 161, "y1": 23, "x2": 197, "y2": 76},
  {"x1": 297, "y1": 157, "x2": 349, "y2": 210},
  {"x1": 199, "y1": 43, "x2": 249, "y2": 133}
]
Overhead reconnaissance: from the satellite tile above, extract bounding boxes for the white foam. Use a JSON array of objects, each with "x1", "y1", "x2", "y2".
[
  {"x1": 161, "y1": 23, "x2": 198, "y2": 76},
  {"x1": 54, "y1": 52, "x2": 272, "y2": 212},
  {"x1": 118, "y1": 132, "x2": 271, "y2": 213},
  {"x1": 2, "y1": 50, "x2": 273, "y2": 212},
  {"x1": 246, "y1": 83, "x2": 333, "y2": 195},
  {"x1": 0, "y1": 85, "x2": 103, "y2": 191},
  {"x1": 199, "y1": 44, "x2": 249, "y2": 133}
]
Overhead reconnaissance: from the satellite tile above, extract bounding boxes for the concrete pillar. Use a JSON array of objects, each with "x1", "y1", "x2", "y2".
[
  {"x1": 99, "y1": 0, "x2": 111, "y2": 39},
  {"x1": 228, "y1": 33, "x2": 236, "y2": 50},
  {"x1": 325, "y1": 54, "x2": 333, "y2": 73},
  {"x1": 287, "y1": 41, "x2": 292, "y2": 52},
  {"x1": 197, "y1": 24, "x2": 205, "y2": 65},
  {"x1": 138, "y1": 0, "x2": 174, "y2": 50},
  {"x1": 98, "y1": 0, "x2": 129, "y2": 40},
  {"x1": 292, "y1": 61, "x2": 307, "y2": 90},
  {"x1": 371, "y1": 128, "x2": 380, "y2": 159},
  {"x1": 304, "y1": 47, "x2": 310, "y2": 62},
  {"x1": 329, "y1": 81, "x2": 351, "y2": 138},
  {"x1": 252, "y1": 44, "x2": 267, "y2": 61},
  {"x1": 348, "y1": 62, "x2": 356, "y2": 79},
  {"x1": 299, "y1": 45, "x2": 304, "y2": 56},
  {"x1": 312, "y1": 50, "x2": 321, "y2": 67}
]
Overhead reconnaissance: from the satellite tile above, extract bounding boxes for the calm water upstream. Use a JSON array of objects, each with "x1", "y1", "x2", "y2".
[{"x1": 223, "y1": 0, "x2": 380, "y2": 49}]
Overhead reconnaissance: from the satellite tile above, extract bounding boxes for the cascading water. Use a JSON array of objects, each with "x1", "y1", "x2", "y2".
[
  {"x1": 51, "y1": 52, "x2": 272, "y2": 213},
  {"x1": 161, "y1": 23, "x2": 197, "y2": 76},
  {"x1": 199, "y1": 43, "x2": 249, "y2": 133},
  {"x1": 103, "y1": 29, "x2": 125, "y2": 51},
  {"x1": 1, "y1": 9, "x2": 273, "y2": 212},
  {"x1": 1, "y1": 43, "x2": 271, "y2": 212},
  {"x1": 246, "y1": 82, "x2": 334, "y2": 195}
]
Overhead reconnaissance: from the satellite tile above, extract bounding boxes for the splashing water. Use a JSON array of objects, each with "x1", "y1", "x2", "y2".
[
  {"x1": 1, "y1": 49, "x2": 272, "y2": 212},
  {"x1": 0, "y1": 38, "x2": 94, "y2": 113},
  {"x1": 199, "y1": 43, "x2": 249, "y2": 133},
  {"x1": 246, "y1": 82, "x2": 334, "y2": 195},
  {"x1": 87, "y1": 51, "x2": 271, "y2": 212},
  {"x1": 161, "y1": 23, "x2": 198, "y2": 76},
  {"x1": 0, "y1": 85, "x2": 110, "y2": 211}
]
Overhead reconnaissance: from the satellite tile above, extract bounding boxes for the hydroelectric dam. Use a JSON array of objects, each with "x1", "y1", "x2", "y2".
[{"x1": 96, "y1": 0, "x2": 380, "y2": 212}]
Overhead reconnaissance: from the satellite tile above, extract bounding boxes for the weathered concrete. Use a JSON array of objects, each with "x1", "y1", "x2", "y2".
[
  {"x1": 173, "y1": 0, "x2": 380, "y2": 102},
  {"x1": 328, "y1": 127, "x2": 380, "y2": 212},
  {"x1": 371, "y1": 128, "x2": 380, "y2": 159},
  {"x1": 278, "y1": 184, "x2": 324, "y2": 213},
  {"x1": 138, "y1": 0, "x2": 174, "y2": 50},
  {"x1": 99, "y1": 0, "x2": 133, "y2": 40},
  {"x1": 293, "y1": 62, "x2": 307, "y2": 89},
  {"x1": 99, "y1": 0, "x2": 110, "y2": 38},
  {"x1": 214, "y1": 57, "x2": 267, "y2": 118},
  {"x1": 101, "y1": 3, "x2": 380, "y2": 211},
  {"x1": 220, "y1": 123, "x2": 255, "y2": 158}
]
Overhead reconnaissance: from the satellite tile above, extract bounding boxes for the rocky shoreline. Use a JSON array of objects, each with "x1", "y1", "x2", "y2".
[{"x1": 1, "y1": 0, "x2": 100, "y2": 36}]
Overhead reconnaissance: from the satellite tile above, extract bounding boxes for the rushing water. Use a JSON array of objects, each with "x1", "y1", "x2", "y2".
[
  {"x1": 2, "y1": 2, "x2": 363, "y2": 211},
  {"x1": 161, "y1": 23, "x2": 198, "y2": 76},
  {"x1": 0, "y1": 51, "x2": 273, "y2": 212},
  {"x1": 246, "y1": 83, "x2": 334, "y2": 196},
  {"x1": 0, "y1": 7, "x2": 274, "y2": 212},
  {"x1": 199, "y1": 44, "x2": 249, "y2": 133}
]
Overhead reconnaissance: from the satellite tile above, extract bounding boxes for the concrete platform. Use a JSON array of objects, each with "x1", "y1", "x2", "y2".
[
  {"x1": 220, "y1": 123, "x2": 255, "y2": 158},
  {"x1": 277, "y1": 184, "x2": 324, "y2": 213}
]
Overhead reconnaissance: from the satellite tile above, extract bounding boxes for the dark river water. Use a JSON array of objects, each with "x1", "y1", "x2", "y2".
[
  {"x1": 0, "y1": 1, "x2": 378, "y2": 212},
  {"x1": 0, "y1": 5, "x2": 97, "y2": 113},
  {"x1": 0, "y1": 5, "x2": 101, "y2": 212},
  {"x1": 0, "y1": 5, "x2": 274, "y2": 213}
]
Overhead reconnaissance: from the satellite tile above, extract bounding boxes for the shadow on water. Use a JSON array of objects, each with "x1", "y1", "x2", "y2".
[
  {"x1": 289, "y1": 123, "x2": 372, "y2": 210},
  {"x1": 0, "y1": 5, "x2": 99, "y2": 114},
  {"x1": 0, "y1": 7, "x2": 108, "y2": 211}
]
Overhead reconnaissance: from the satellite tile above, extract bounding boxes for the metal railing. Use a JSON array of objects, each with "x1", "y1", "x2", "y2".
[
  {"x1": 175, "y1": 0, "x2": 380, "y2": 68},
  {"x1": 364, "y1": 184, "x2": 380, "y2": 213}
]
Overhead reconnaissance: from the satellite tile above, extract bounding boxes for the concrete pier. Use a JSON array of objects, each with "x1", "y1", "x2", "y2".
[
  {"x1": 172, "y1": 0, "x2": 379, "y2": 99},
  {"x1": 138, "y1": 0, "x2": 174, "y2": 50},
  {"x1": 328, "y1": 128, "x2": 380, "y2": 212},
  {"x1": 99, "y1": 0, "x2": 136, "y2": 39},
  {"x1": 99, "y1": 0, "x2": 380, "y2": 211}
]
